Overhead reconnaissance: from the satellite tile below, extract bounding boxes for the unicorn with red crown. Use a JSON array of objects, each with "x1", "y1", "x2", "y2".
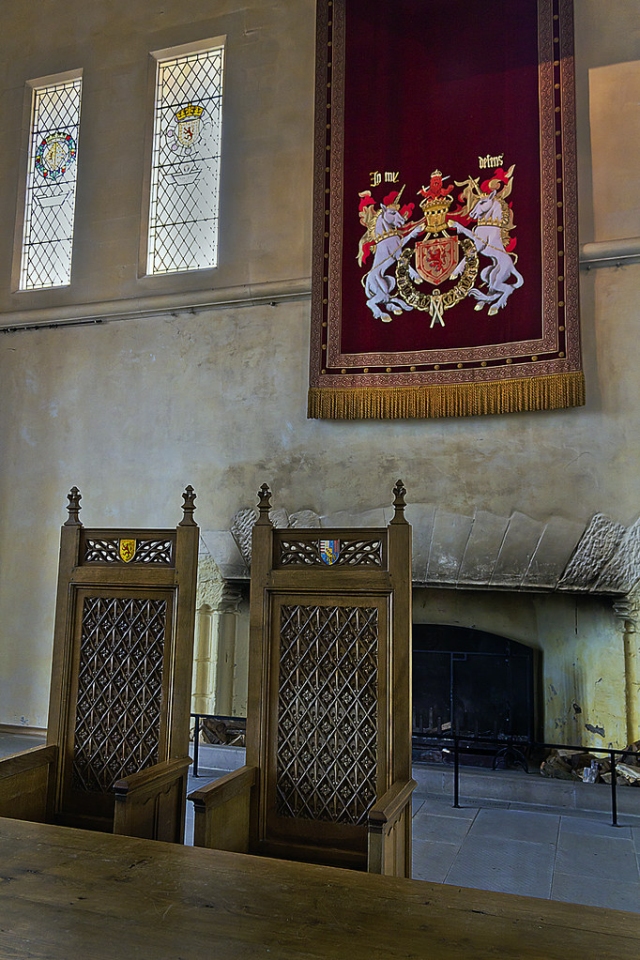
[
  {"x1": 448, "y1": 165, "x2": 523, "y2": 316},
  {"x1": 357, "y1": 187, "x2": 424, "y2": 322}
]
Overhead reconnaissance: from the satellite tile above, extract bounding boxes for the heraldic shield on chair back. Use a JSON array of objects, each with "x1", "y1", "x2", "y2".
[
  {"x1": 0, "y1": 487, "x2": 199, "y2": 843},
  {"x1": 190, "y1": 482, "x2": 415, "y2": 876}
]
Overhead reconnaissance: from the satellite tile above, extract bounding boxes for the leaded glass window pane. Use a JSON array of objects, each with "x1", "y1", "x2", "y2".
[
  {"x1": 148, "y1": 44, "x2": 224, "y2": 275},
  {"x1": 20, "y1": 76, "x2": 82, "y2": 290}
]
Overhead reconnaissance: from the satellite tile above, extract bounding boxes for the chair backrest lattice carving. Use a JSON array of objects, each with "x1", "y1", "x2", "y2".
[
  {"x1": 0, "y1": 487, "x2": 199, "y2": 843},
  {"x1": 71, "y1": 594, "x2": 168, "y2": 795},
  {"x1": 190, "y1": 482, "x2": 415, "y2": 876},
  {"x1": 275, "y1": 602, "x2": 379, "y2": 826}
]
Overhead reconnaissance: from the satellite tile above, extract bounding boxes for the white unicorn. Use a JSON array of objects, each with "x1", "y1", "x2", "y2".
[
  {"x1": 450, "y1": 175, "x2": 524, "y2": 316},
  {"x1": 358, "y1": 190, "x2": 424, "y2": 322}
]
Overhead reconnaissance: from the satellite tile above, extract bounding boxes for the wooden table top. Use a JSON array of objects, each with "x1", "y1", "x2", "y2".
[{"x1": 1, "y1": 816, "x2": 639, "y2": 960}]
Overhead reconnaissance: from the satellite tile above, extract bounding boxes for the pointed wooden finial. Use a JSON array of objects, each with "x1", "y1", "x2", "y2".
[
  {"x1": 179, "y1": 485, "x2": 197, "y2": 526},
  {"x1": 256, "y1": 483, "x2": 273, "y2": 525},
  {"x1": 391, "y1": 479, "x2": 407, "y2": 523},
  {"x1": 64, "y1": 487, "x2": 82, "y2": 526}
]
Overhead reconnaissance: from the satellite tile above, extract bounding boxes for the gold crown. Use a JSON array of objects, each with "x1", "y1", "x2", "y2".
[
  {"x1": 420, "y1": 195, "x2": 451, "y2": 212},
  {"x1": 175, "y1": 103, "x2": 204, "y2": 122},
  {"x1": 420, "y1": 194, "x2": 452, "y2": 233}
]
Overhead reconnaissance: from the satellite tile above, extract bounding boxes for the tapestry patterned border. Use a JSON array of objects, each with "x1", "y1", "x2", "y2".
[{"x1": 308, "y1": 0, "x2": 584, "y2": 419}]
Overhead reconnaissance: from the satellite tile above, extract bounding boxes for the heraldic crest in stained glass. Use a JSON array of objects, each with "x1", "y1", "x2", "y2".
[
  {"x1": 34, "y1": 131, "x2": 77, "y2": 182},
  {"x1": 164, "y1": 102, "x2": 207, "y2": 185}
]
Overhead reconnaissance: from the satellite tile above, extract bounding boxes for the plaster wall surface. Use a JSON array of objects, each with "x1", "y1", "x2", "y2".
[{"x1": 0, "y1": 0, "x2": 638, "y2": 728}]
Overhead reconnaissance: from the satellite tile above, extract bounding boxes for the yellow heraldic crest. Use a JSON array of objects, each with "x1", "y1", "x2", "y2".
[
  {"x1": 119, "y1": 539, "x2": 137, "y2": 563},
  {"x1": 175, "y1": 103, "x2": 204, "y2": 147}
]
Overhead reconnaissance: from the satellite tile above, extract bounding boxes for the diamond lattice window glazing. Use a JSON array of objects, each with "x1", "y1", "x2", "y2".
[
  {"x1": 148, "y1": 45, "x2": 224, "y2": 275},
  {"x1": 19, "y1": 76, "x2": 82, "y2": 290}
]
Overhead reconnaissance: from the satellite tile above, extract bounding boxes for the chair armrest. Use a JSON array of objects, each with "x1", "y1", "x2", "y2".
[
  {"x1": 113, "y1": 757, "x2": 191, "y2": 799},
  {"x1": 188, "y1": 764, "x2": 257, "y2": 851},
  {"x1": 188, "y1": 764, "x2": 257, "y2": 808},
  {"x1": 0, "y1": 744, "x2": 58, "y2": 822},
  {"x1": 367, "y1": 778, "x2": 416, "y2": 878},
  {"x1": 368, "y1": 778, "x2": 417, "y2": 832},
  {"x1": 113, "y1": 757, "x2": 191, "y2": 843}
]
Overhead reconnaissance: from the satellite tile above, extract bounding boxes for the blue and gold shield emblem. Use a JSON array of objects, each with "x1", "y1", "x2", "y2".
[
  {"x1": 119, "y1": 539, "x2": 137, "y2": 563},
  {"x1": 319, "y1": 539, "x2": 340, "y2": 565}
]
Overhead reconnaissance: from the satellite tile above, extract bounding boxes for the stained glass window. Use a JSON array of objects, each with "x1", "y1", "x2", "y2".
[
  {"x1": 19, "y1": 75, "x2": 82, "y2": 290},
  {"x1": 148, "y1": 43, "x2": 224, "y2": 275}
]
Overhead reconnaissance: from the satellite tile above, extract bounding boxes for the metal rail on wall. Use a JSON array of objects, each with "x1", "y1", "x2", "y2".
[
  {"x1": 417, "y1": 734, "x2": 639, "y2": 827},
  {"x1": 190, "y1": 717, "x2": 638, "y2": 827}
]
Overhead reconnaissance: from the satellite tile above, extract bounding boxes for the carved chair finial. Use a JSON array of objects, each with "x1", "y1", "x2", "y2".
[
  {"x1": 179, "y1": 485, "x2": 197, "y2": 526},
  {"x1": 257, "y1": 483, "x2": 273, "y2": 525},
  {"x1": 391, "y1": 479, "x2": 407, "y2": 523},
  {"x1": 64, "y1": 486, "x2": 82, "y2": 526}
]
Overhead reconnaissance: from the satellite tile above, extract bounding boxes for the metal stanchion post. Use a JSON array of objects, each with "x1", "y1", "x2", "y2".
[
  {"x1": 193, "y1": 714, "x2": 201, "y2": 778},
  {"x1": 453, "y1": 736, "x2": 460, "y2": 808}
]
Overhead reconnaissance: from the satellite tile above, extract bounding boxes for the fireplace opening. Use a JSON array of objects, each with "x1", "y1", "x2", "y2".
[{"x1": 412, "y1": 624, "x2": 538, "y2": 766}]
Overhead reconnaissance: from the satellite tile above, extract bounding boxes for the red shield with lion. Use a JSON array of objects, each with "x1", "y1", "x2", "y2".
[{"x1": 415, "y1": 236, "x2": 459, "y2": 285}]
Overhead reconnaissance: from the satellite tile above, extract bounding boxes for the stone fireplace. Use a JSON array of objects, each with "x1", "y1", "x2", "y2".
[
  {"x1": 193, "y1": 497, "x2": 640, "y2": 755},
  {"x1": 412, "y1": 624, "x2": 537, "y2": 749}
]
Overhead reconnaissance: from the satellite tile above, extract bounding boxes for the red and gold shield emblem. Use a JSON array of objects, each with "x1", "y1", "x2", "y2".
[
  {"x1": 415, "y1": 236, "x2": 459, "y2": 285},
  {"x1": 177, "y1": 117, "x2": 201, "y2": 147},
  {"x1": 119, "y1": 539, "x2": 137, "y2": 563}
]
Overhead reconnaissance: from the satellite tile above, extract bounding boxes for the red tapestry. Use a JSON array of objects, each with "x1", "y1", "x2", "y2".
[{"x1": 308, "y1": 0, "x2": 584, "y2": 419}]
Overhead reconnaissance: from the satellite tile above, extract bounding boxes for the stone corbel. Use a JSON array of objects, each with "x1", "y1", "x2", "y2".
[
  {"x1": 217, "y1": 583, "x2": 243, "y2": 617},
  {"x1": 614, "y1": 589, "x2": 640, "y2": 633}
]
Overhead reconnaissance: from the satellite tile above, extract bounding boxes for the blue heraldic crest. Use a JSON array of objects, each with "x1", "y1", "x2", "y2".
[{"x1": 319, "y1": 539, "x2": 341, "y2": 565}]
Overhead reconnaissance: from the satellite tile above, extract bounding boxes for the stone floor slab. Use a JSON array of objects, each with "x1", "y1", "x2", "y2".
[
  {"x1": 559, "y1": 815, "x2": 632, "y2": 839},
  {"x1": 412, "y1": 811, "x2": 474, "y2": 844},
  {"x1": 423, "y1": 797, "x2": 480, "y2": 819},
  {"x1": 412, "y1": 840, "x2": 460, "y2": 883},
  {"x1": 469, "y1": 807, "x2": 560, "y2": 844},
  {"x1": 445, "y1": 835, "x2": 555, "y2": 899},
  {"x1": 555, "y1": 830, "x2": 640, "y2": 883},
  {"x1": 551, "y1": 870, "x2": 640, "y2": 913},
  {"x1": 0, "y1": 734, "x2": 43, "y2": 757}
]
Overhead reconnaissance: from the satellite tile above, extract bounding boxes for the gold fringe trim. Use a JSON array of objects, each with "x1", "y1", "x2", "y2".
[{"x1": 308, "y1": 372, "x2": 585, "y2": 420}]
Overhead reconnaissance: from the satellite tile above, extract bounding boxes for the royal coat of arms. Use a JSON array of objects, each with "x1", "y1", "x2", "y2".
[
  {"x1": 175, "y1": 103, "x2": 204, "y2": 147},
  {"x1": 165, "y1": 103, "x2": 206, "y2": 185},
  {"x1": 34, "y1": 131, "x2": 77, "y2": 182},
  {"x1": 357, "y1": 165, "x2": 523, "y2": 328}
]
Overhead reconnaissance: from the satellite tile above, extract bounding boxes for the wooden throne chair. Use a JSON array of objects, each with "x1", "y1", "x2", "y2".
[
  {"x1": 0, "y1": 486, "x2": 199, "y2": 843},
  {"x1": 189, "y1": 482, "x2": 415, "y2": 876}
]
